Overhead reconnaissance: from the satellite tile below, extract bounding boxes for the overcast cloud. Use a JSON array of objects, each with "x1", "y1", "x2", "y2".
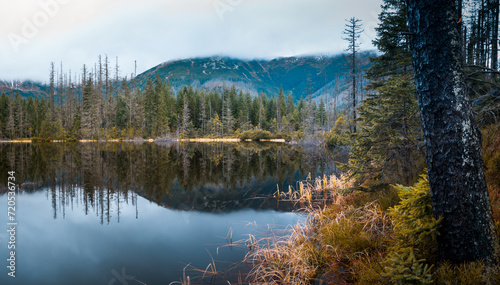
[{"x1": 0, "y1": 0, "x2": 382, "y2": 82}]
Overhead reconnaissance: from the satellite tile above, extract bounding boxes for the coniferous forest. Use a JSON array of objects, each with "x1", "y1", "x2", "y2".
[
  {"x1": 0, "y1": 58, "x2": 336, "y2": 141},
  {"x1": 1, "y1": 0, "x2": 500, "y2": 284}
]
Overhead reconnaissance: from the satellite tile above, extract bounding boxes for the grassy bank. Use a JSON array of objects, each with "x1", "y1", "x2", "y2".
[
  {"x1": 245, "y1": 173, "x2": 500, "y2": 284},
  {"x1": 0, "y1": 129, "x2": 291, "y2": 143}
]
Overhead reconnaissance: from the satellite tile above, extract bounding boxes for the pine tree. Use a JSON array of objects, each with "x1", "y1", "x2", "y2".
[
  {"x1": 200, "y1": 91, "x2": 207, "y2": 135},
  {"x1": 6, "y1": 96, "x2": 15, "y2": 139},
  {"x1": 115, "y1": 84, "x2": 129, "y2": 131},
  {"x1": 157, "y1": 80, "x2": 171, "y2": 137},
  {"x1": 0, "y1": 94, "x2": 9, "y2": 138},
  {"x1": 49, "y1": 62, "x2": 55, "y2": 122},
  {"x1": 318, "y1": 96, "x2": 326, "y2": 130},
  {"x1": 350, "y1": 74, "x2": 423, "y2": 186},
  {"x1": 277, "y1": 86, "x2": 286, "y2": 133},
  {"x1": 349, "y1": 0, "x2": 424, "y2": 186},
  {"x1": 181, "y1": 96, "x2": 191, "y2": 137},
  {"x1": 342, "y1": 17, "x2": 364, "y2": 133},
  {"x1": 143, "y1": 78, "x2": 157, "y2": 137},
  {"x1": 224, "y1": 94, "x2": 235, "y2": 135},
  {"x1": 81, "y1": 77, "x2": 95, "y2": 138},
  {"x1": 367, "y1": 0, "x2": 412, "y2": 82}
]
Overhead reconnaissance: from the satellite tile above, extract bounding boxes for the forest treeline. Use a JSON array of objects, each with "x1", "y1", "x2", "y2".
[
  {"x1": 0, "y1": 57, "x2": 337, "y2": 141},
  {"x1": 325, "y1": 0, "x2": 500, "y2": 188}
]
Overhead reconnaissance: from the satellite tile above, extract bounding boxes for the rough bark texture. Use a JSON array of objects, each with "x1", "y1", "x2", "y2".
[
  {"x1": 492, "y1": 0, "x2": 499, "y2": 71},
  {"x1": 407, "y1": 0, "x2": 499, "y2": 264}
]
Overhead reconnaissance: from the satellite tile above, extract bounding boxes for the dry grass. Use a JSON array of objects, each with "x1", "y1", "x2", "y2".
[
  {"x1": 246, "y1": 170, "x2": 500, "y2": 285},
  {"x1": 178, "y1": 138, "x2": 242, "y2": 142},
  {"x1": 246, "y1": 174, "x2": 395, "y2": 284},
  {"x1": 169, "y1": 165, "x2": 500, "y2": 284}
]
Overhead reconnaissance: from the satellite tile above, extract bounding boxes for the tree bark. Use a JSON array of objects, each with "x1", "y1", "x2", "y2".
[
  {"x1": 491, "y1": 0, "x2": 499, "y2": 71},
  {"x1": 407, "y1": 0, "x2": 500, "y2": 265}
]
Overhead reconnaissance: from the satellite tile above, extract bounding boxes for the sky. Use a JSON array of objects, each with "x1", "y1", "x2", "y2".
[{"x1": 0, "y1": 0, "x2": 382, "y2": 82}]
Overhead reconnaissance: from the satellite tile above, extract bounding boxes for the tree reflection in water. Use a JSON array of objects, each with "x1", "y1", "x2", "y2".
[{"x1": 0, "y1": 142, "x2": 340, "y2": 223}]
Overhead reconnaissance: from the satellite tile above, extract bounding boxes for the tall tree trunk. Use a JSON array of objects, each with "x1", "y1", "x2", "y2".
[
  {"x1": 407, "y1": 0, "x2": 500, "y2": 265},
  {"x1": 491, "y1": 0, "x2": 499, "y2": 71}
]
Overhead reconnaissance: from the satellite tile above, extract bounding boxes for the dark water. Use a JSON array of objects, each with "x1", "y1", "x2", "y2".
[{"x1": 0, "y1": 142, "x2": 336, "y2": 285}]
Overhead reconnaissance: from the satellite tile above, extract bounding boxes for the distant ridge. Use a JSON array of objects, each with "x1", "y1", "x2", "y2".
[
  {"x1": 134, "y1": 52, "x2": 374, "y2": 102},
  {"x1": 0, "y1": 80, "x2": 48, "y2": 98},
  {"x1": 1, "y1": 52, "x2": 375, "y2": 103}
]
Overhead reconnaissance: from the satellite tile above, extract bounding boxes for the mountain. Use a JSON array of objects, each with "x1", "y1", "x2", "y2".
[
  {"x1": 0, "y1": 80, "x2": 49, "y2": 98},
  {"x1": 134, "y1": 52, "x2": 375, "y2": 102},
  {"x1": 1, "y1": 52, "x2": 375, "y2": 103}
]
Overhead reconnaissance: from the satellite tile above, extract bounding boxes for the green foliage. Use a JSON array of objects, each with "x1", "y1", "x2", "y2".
[
  {"x1": 382, "y1": 248, "x2": 433, "y2": 285},
  {"x1": 238, "y1": 129, "x2": 272, "y2": 141},
  {"x1": 325, "y1": 115, "x2": 350, "y2": 148},
  {"x1": 389, "y1": 175, "x2": 441, "y2": 258},
  {"x1": 349, "y1": 73, "x2": 424, "y2": 187},
  {"x1": 433, "y1": 261, "x2": 489, "y2": 285},
  {"x1": 378, "y1": 174, "x2": 440, "y2": 285},
  {"x1": 349, "y1": 0, "x2": 424, "y2": 188},
  {"x1": 0, "y1": 79, "x2": 331, "y2": 141},
  {"x1": 367, "y1": 0, "x2": 411, "y2": 83}
]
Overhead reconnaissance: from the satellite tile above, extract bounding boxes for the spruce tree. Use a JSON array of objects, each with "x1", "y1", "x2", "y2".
[
  {"x1": 349, "y1": 0, "x2": 424, "y2": 186},
  {"x1": 181, "y1": 96, "x2": 191, "y2": 137},
  {"x1": 350, "y1": 74, "x2": 423, "y2": 186},
  {"x1": 143, "y1": 78, "x2": 157, "y2": 137}
]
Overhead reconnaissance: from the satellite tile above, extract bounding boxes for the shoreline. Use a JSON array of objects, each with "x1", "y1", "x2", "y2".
[{"x1": 0, "y1": 138, "x2": 287, "y2": 143}]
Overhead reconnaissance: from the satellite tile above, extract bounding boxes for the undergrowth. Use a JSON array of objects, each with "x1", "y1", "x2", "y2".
[
  {"x1": 482, "y1": 123, "x2": 500, "y2": 230},
  {"x1": 246, "y1": 172, "x2": 500, "y2": 284}
]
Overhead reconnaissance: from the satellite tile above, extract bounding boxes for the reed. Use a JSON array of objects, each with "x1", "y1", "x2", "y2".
[
  {"x1": 249, "y1": 172, "x2": 500, "y2": 284},
  {"x1": 247, "y1": 173, "x2": 395, "y2": 284}
]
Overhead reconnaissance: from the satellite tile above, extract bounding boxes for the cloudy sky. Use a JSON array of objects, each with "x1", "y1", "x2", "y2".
[{"x1": 0, "y1": 0, "x2": 382, "y2": 82}]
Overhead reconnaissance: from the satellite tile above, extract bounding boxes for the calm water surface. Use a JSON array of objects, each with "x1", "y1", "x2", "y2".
[{"x1": 0, "y1": 142, "x2": 337, "y2": 285}]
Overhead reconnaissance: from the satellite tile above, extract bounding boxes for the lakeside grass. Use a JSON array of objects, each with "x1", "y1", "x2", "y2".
[
  {"x1": 0, "y1": 137, "x2": 286, "y2": 143},
  {"x1": 244, "y1": 173, "x2": 500, "y2": 284}
]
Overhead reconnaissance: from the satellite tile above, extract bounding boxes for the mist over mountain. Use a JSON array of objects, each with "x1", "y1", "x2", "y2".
[
  {"x1": 1, "y1": 52, "x2": 375, "y2": 104},
  {"x1": 0, "y1": 80, "x2": 49, "y2": 98},
  {"x1": 135, "y1": 52, "x2": 374, "y2": 102}
]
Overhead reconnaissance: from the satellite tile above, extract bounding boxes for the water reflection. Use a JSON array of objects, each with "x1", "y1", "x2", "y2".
[
  {"x1": 0, "y1": 142, "x2": 334, "y2": 284},
  {"x1": 0, "y1": 190, "x2": 300, "y2": 285},
  {"x1": 0, "y1": 142, "x2": 337, "y2": 218}
]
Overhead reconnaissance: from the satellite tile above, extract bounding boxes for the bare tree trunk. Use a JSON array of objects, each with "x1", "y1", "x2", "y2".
[
  {"x1": 491, "y1": 0, "x2": 499, "y2": 71},
  {"x1": 407, "y1": 0, "x2": 500, "y2": 265}
]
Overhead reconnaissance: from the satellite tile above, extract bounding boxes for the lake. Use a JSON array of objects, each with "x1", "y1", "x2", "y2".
[{"x1": 0, "y1": 142, "x2": 337, "y2": 285}]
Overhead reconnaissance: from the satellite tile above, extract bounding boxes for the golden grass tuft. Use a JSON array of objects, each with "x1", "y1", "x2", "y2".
[
  {"x1": 247, "y1": 174, "x2": 395, "y2": 284},
  {"x1": 248, "y1": 171, "x2": 500, "y2": 284}
]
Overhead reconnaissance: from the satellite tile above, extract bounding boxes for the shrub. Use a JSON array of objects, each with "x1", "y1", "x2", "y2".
[
  {"x1": 325, "y1": 116, "x2": 350, "y2": 148},
  {"x1": 433, "y1": 261, "x2": 485, "y2": 285},
  {"x1": 238, "y1": 129, "x2": 272, "y2": 141},
  {"x1": 382, "y1": 248, "x2": 433, "y2": 285},
  {"x1": 389, "y1": 175, "x2": 441, "y2": 259}
]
